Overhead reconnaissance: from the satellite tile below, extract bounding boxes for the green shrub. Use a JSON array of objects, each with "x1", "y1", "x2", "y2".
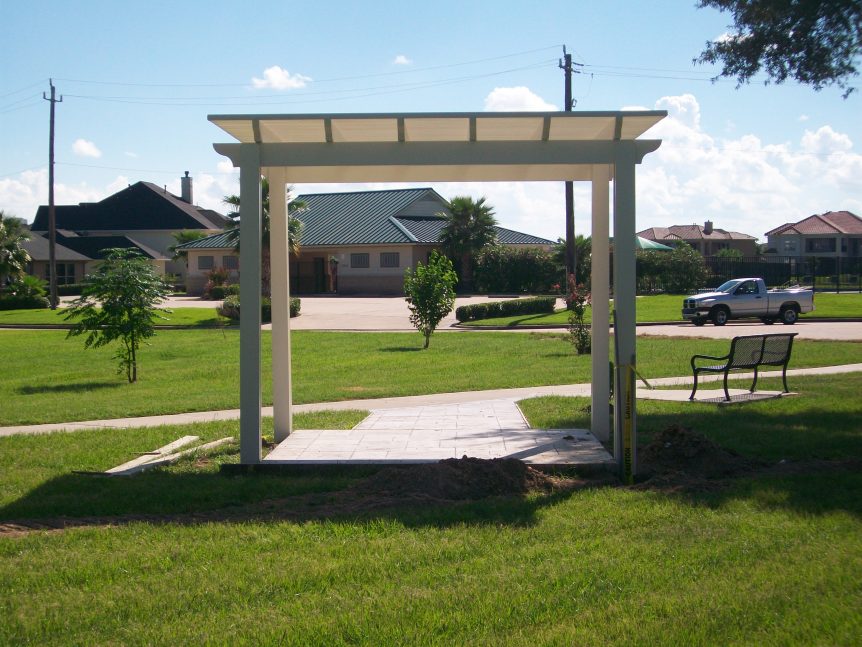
[
  {"x1": 474, "y1": 246, "x2": 561, "y2": 293},
  {"x1": 455, "y1": 296, "x2": 556, "y2": 322},
  {"x1": 56, "y1": 283, "x2": 86, "y2": 296},
  {"x1": 0, "y1": 294, "x2": 50, "y2": 310},
  {"x1": 217, "y1": 295, "x2": 300, "y2": 323},
  {"x1": 208, "y1": 285, "x2": 228, "y2": 300},
  {"x1": 226, "y1": 284, "x2": 241, "y2": 296}
]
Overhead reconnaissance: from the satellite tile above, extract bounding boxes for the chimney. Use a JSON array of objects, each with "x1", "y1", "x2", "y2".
[
  {"x1": 180, "y1": 171, "x2": 193, "y2": 204},
  {"x1": 704, "y1": 220, "x2": 713, "y2": 235}
]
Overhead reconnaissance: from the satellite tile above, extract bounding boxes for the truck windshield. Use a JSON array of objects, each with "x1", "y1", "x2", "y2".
[{"x1": 715, "y1": 280, "x2": 742, "y2": 293}]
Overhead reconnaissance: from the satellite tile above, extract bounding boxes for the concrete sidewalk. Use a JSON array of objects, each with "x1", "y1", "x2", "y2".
[{"x1": 2, "y1": 363, "x2": 860, "y2": 437}]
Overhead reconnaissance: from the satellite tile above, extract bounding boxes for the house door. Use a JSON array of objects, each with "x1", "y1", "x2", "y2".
[{"x1": 313, "y1": 257, "x2": 326, "y2": 293}]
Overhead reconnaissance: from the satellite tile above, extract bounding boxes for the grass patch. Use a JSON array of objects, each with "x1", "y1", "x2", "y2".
[
  {"x1": 519, "y1": 373, "x2": 862, "y2": 461},
  {"x1": 0, "y1": 375, "x2": 860, "y2": 644},
  {"x1": 461, "y1": 292, "x2": 862, "y2": 327},
  {"x1": 0, "y1": 307, "x2": 230, "y2": 327},
  {"x1": 0, "y1": 410, "x2": 367, "y2": 520},
  {"x1": 1, "y1": 330, "x2": 859, "y2": 426}
]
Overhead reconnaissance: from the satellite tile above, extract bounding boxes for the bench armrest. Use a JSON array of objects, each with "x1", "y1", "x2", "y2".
[{"x1": 691, "y1": 353, "x2": 729, "y2": 369}]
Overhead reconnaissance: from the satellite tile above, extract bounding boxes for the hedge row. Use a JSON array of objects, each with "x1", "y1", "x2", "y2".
[
  {"x1": 217, "y1": 295, "x2": 301, "y2": 323},
  {"x1": 0, "y1": 295, "x2": 50, "y2": 310},
  {"x1": 455, "y1": 296, "x2": 556, "y2": 322},
  {"x1": 474, "y1": 247, "x2": 562, "y2": 294}
]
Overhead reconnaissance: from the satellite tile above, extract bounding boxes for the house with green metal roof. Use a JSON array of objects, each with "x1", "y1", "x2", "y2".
[{"x1": 179, "y1": 187, "x2": 554, "y2": 295}]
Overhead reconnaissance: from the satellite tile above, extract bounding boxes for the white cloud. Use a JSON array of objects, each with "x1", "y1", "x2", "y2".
[
  {"x1": 484, "y1": 87, "x2": 557, "y2": 111},
  {"x1": 251, "y1": 66, "x2": 311, "y2": 90},
  {"x1": 393, "y1": 54, "x2": 412, "y2": 65},
  {"x1": 72, "y1": 139, "x2": 102, "y2": 158},
  {"x1": 798, "y1": 114, "x2": 810, "y2": 122},
  {"x1": 636, "y1": 94, "x2": 862, "y2": 239},
  {"x1": 216, "y1": 160, "x2": 237, "y2": 174},
  {"x1": 124, "y1": 151, "x2": 138, "y2": 158}
]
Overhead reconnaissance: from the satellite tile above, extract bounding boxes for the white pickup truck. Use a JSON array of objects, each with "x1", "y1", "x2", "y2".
[{"x1": 682, "y1": 278, "x2": 814, "y2": 326}]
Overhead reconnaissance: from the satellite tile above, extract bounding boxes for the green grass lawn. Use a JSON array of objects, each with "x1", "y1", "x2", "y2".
[
  {"x1": 1, "y1": 329, "x2": 859, "y2": 426},
  {"x1": 461, "y1": 292, "x2": 862, "y2": 327},
  {"x1": 1, "y1": 373, "x2": 859, "y2": 644},
  {"x1": 0, "y1": 306, "x2": 230, "y2": 327}
]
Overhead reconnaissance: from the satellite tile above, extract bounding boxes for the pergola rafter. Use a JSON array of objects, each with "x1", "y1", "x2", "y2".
[{"x1": 210, "y1": 110, "x2": 666, "y2": 475}]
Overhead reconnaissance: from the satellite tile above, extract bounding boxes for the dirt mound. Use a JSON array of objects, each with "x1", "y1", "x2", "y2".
[
  {"x1": 354, "y1": 456, "x2": 562, "y2": 500},
  {"x1": 639, "y1": 424, "x2": 757, "y2": 480}
]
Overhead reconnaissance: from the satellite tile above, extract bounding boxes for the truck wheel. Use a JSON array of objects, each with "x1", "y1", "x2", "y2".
[
  {"x1": 692, "y1": 317, "x2": 706, "y2": 327},
  {"x1": 760, "y1": 317, "x2": 775, "y2": 325},
  {"x1": 780, "y1": 307, "x2": 798, "y2": 325},
  {"x1": 710, "y1": 307, "x2": 729, "y2": 326}
]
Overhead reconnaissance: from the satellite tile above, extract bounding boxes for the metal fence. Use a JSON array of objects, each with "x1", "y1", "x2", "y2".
[{"x1": 636, "y1": 256, "x2": 862, "y2": 294}]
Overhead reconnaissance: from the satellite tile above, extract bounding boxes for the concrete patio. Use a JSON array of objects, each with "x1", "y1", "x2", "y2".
[{"x1": 263, "y1": 399, "x2": 613, "y2": 467}]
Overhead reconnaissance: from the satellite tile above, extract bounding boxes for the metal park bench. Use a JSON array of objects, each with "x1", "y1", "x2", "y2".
[{"x1": 690, "y1": 333, "x2": 797, "y2": 401}]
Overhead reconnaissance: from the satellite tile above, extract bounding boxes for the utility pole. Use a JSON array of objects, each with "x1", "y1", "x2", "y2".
[
  {"x1": 559, "y1": 47, "x2": 581, "y2": 282},
  {"x1": 43, "y1": 79, "x2": 62, "y2": 310}
]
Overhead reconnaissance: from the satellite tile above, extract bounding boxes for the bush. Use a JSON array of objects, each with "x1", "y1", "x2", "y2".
[
  {"x1": 217, "y1": 295, "x2": 300, "y2": 323},
  {"x1": 207, "y1": 285, "x2": 228, "y2": 300},
  {"x1": 57, "y1": 283, "x2": 86, "y2": 296},
  {"x1": 474, "y1": 246, "x2": 562, "y2": 294},
  {"x1": 0, "y1": 294, "x2": 50, "y2": 310},
  {"x1": 455, "y1": 296, "x2": 556, "y2": 322},
  {"x1": 226, "y1": 284, "x2": 241, "y2": 296}
]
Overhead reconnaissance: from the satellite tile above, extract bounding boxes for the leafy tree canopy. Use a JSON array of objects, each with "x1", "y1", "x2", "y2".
[
  {"x1": 439, "y1": 196, "x2": 498, "y2": 292},
  {"x1": 65, "y1": 248, "x2": 169, "y2": 383},
  {"x1": 403, "y1": 252, "x2": 458, "y2": 349},
  {"x1": 696, "y1": 0, "x2": 862, "y2": 97},
  {"x1": 0, "y1": 211, "x2": 31, "y2": 287}
]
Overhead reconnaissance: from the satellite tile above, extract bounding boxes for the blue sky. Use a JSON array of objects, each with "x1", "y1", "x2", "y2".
[{"x1": 2, "y1": 0, "x2": 860, "y2": 242}]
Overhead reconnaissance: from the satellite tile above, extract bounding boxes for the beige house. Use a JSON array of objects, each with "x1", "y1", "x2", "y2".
[
  {"x1": 765, "y1": 210, "x2": 862, "y2": 258},
  {"x1": 30, "y1": 174, "x2": 227, "y2": 282},
  {"x1": 180, "y1": 187, "x2": 554, "y2": 295},
  {"x1": 638, "y1": 221, "x2": 758, "y2": 256}
]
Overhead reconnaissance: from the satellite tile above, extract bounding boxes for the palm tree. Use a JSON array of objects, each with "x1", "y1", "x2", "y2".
[
  {"x1": 223, "y1": 177, "x2": 304, "y2": 296},
  {"x1": 438, "y1": 196, "x2": 498, "y2": 292},
  {"x1": 553, "y1": 234, "x2": 592, "y2": 286},
  {"x1": 0, "y1": 211, "x2": 31, "y2": 289},
  {"x1": 168, "y1": 230, "x2": 209, "y2": 264}
]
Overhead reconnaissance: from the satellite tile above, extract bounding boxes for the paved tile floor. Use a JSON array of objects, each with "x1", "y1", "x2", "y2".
[{"x1": 264, "y1": 399, "x2": 614, "y2": 467}]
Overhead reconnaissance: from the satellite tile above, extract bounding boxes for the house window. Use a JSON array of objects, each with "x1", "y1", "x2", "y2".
[
  {"x1": 783, "y1": 239, "x2": 797, "y2": 253},
  {"x1": 198, "y1": 255, "x2": 214, "y2": 270},
  {"x1": 350, "y1": 253, "x2": 370, "y2": 268},
  {"x1": 45, "y1": 263, "x2": 75, "y2": 285},
  {"x1": 223, "y1": 255, "x2": 239, "y2": 270},
  {"x1": 380, "y1": 252, "x2": 400, "y2": 268},
  {"x1": 805, "y1": 238, "x2": 836, "y2": 253}
]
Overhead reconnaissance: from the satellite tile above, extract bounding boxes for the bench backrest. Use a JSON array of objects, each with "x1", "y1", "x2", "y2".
[{"x1": 728, "y1": 333, "x2": 797, "y2": 368}]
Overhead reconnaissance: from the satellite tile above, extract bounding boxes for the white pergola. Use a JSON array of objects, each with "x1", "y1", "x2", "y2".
[{"x1": 210, "y1": 111, "x2": 666, "y2": 473}]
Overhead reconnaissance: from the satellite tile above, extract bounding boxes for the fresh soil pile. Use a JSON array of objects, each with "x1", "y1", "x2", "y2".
[
  {"x1": 639, "y1": 424, "x2": 758, "y2": 481},
  {"x1": 354, "y1": 456, "x2": 564, "y2": 500}
]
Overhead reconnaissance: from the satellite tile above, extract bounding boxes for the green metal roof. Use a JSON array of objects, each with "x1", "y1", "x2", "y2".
[{"x1": 177, "y1": 188, "x2": 555, "y2": 249}]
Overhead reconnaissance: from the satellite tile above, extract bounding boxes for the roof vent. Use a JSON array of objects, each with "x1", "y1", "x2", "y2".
[
  {"x1": 704, "y1": 220, "x2": 713, "y2": 235},
  {"x1": 181, "y1": 171, "x2": 193, "y2": 204}
]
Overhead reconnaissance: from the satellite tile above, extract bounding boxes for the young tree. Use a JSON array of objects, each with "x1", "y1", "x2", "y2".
[
  {"x1": 403, "y1": 252, "x2": 458, "y2": 349},
  {"x1": 439, "y1": 196, "x2": 498, "y2": 292},
  {"x1": 223, "y1": 177, "x2": 304, "y2": 296},
  {"x1": 0, "y1": 211, "x2": 31, "y2": 288},
  {"x1": 696, "y1": 0, "x2": 862, "y2": 97},
  {"x1": 65, "y1": 248, "x2": 169, "y2": 383}
]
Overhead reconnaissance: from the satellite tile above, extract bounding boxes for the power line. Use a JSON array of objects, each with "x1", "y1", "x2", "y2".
[{"x1": 53, "y1": 45, "x2": 564, "y2": 89}]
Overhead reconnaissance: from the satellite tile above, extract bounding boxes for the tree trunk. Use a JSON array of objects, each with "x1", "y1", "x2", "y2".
[
  {"x1": 424, "y1": 330, "x2": 431, "y2": 349},
  {"x1": 461, "y1": 252, "x2": 473, "y2": 293},
  {"x1": 262, "y1": 246, "x2": 272, "y2": 297}
]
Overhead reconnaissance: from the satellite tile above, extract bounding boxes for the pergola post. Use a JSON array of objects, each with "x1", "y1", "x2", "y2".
[
  {"x1": 267, "y1": 167, "x2": 293, "y2": 442},
  {"x1": 590, "y1": 165, "x2": 611, "y2": 442},
  {"x1": 239, "y1": 144, "x2": 262, "y2": 464},
  {"x1": 612, "y1": 142, "x2": 638, "y2": 477}
]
